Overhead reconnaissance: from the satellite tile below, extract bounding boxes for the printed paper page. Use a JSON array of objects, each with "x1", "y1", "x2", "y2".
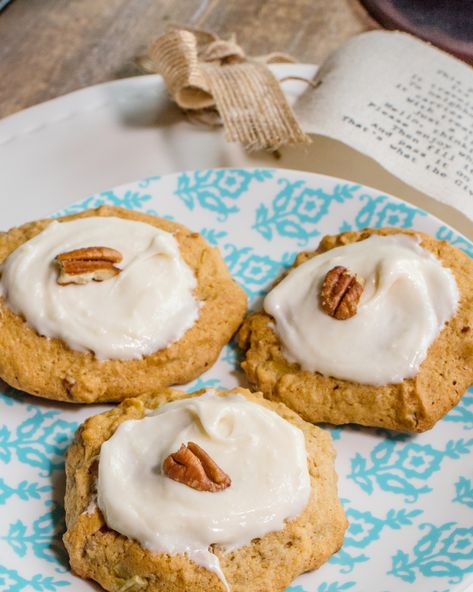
[{"x1": 294, "y1": 31, "x2": 473, "y2": 220}]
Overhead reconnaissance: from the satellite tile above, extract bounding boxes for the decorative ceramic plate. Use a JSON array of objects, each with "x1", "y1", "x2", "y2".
[{"x1": 0, "y1": 169, "x2": 472, "y2": 592}]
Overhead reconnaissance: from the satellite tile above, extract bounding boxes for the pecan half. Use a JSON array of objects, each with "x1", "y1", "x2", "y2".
[
  {"x1": 320, "y1": 266, "x2": 364, "y2": 320},
  {"x1": 163, "y1": 441, "x2": 231, "y2": 492},
  {"x1": 55, "y1": 247, "x2": 122, "y2": 285}
]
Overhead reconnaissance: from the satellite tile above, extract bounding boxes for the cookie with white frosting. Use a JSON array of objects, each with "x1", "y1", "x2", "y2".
[
  {"x1": 239, "y1": 228, "x2": 473, "y2": 432},
  {"x1": 0, "y1": 206, "x2": 247, "y2": 402},
  {"x1": 63, "y1": 387, "x2": 347, "y2": 592}
]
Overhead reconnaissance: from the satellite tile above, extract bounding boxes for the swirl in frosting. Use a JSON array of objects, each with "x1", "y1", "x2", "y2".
[
  {"x1": 97, "y1": 390, "x2": 311, "y2": 589},
  {"x1": 0, "y1": 216, "x2": 200, "y2": 360},
  {"x1": 264, "y1": 234, "x2": 459, "y2": 385}
]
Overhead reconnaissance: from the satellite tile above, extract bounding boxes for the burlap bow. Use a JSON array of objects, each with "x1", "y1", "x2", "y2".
[{"x1": 142, "y1": 28, "x2": 311, "y2": 152}]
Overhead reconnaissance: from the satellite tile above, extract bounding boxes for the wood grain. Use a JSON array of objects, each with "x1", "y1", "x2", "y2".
[{"x1": 0, "y1": 0, "x2": 375, "y2": 118}]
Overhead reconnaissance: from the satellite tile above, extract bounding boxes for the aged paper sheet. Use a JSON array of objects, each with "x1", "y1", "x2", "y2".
[{"x1": 295, "y1": 31, "x2": 473, "y2": 220}]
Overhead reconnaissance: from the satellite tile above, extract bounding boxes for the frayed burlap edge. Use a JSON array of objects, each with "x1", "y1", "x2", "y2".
[{"x1": 143, "y1": 28, "x2": 311, "y2": 152}]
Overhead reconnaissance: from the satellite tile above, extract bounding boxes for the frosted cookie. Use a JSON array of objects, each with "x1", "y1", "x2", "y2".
[
  {"x1": 239, "y1": 228, "x2": 473, "y2": 432},
  {"x1": 63, "y1": 387, "x2": 347, "y2": 592},
  {"x1": 0, "y1": 206, "x2": 247, "y2": 403}
]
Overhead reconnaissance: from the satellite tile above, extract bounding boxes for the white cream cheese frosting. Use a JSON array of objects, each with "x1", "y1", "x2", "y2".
[
  {"x1": 264, "y1": 234, "x2": 459, "y2": 385},
  {"x1": 97, "y1": 391, "x2": 311, "y2": 589},
  {"x1": 0, "y1": 216, "x2": 199, "y2": 360}
]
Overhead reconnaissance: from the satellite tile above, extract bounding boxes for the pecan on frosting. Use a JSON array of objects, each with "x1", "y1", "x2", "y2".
[
  {"x1": 55, "y1": 246, "x2": 122, "y2": 285},
  {"x1": 163, "y1": 441, "x2": 231, "y2": 492},
  {"x1": 320, "y1": 265, "x2": 364, "y2": 320}
]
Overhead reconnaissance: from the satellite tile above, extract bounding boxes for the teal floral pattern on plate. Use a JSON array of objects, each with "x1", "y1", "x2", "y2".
[
  {"x1": 0, "y1": 566, "x2": 69, "y2": 592},
  {"x1": 453, "y1": 477, "x2": 473, "y2": 508},
  {"x1": 329, "y1": 501, "x2": 423, "y2": 573},
  {"x1": 175, "y1": 169, "x2": 273, "y2": 221},
  {"x1": 2, "y1": 169, "x2": 472, "y2": 592},
  {"x1": 443, "y1": 393, "x2": 473, "y2": 429},
  {"x1": 2, "y1": 502, "x2": 67, "y2": 566},
  {"x1": 253, "y1": 179, "x2": 360, "y2": 245},
  {"x1": 348, "y1": 439, "x2": 473, "y2": 502},
  {"x1": 0, "y1": 478, "x2": 51, "y2": 505},
  {"x1": 389, "y1": 523, "x2": 473, "y2": 584}
]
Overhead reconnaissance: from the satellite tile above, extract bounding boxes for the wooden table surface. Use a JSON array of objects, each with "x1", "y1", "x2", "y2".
[{"x1": 0, "y1": 0, "x2": 376, "y2": 119}]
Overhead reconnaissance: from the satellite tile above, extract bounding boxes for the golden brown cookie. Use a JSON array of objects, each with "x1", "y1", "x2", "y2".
[
  {"x1": 239, "y1": 228, "x2": 473, "y2": 432},
  {"x1": 63, "y1": 387, "x2": 347, "y2": 592},
  {"x1": 0, "y1": 206, "x2": 247, "y2": 403}
]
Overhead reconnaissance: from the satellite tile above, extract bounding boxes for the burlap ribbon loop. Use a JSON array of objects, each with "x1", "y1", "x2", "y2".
[{"x1": 145, "y1": 28, "x2": 311, "y2": 151}]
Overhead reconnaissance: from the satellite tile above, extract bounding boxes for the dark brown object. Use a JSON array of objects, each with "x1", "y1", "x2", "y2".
[
  {"x1": 359, "y1": 0, "x2": 473, "y2": 64},
  {"x1": 0, "y1": 0, "x2": 375, "y2": 119},
  {"x1": 163, "y1": 441, "x2": 231, "y2": 492},
  {"x1": 320, "y1": 265, "x2": 364, "y2": 320},
  {"x1": 55, "y1": 246, "x2": 122, "y2": 285}
]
